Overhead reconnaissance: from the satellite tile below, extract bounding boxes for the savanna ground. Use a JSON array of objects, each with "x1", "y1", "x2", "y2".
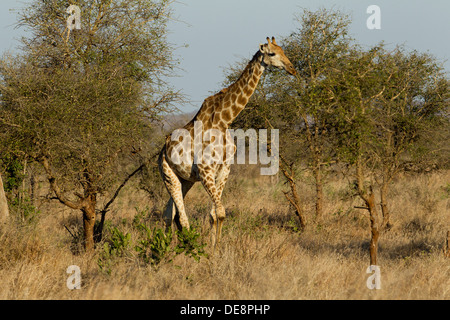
[{"x1": 0, "y1": 165, "x2": 448, "y2": 300}]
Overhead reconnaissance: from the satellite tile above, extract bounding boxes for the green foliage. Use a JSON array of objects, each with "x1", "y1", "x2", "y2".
[
  {"x1": 98, "y1": 209, "x2": 208, "y2": 273},
  {"x1": 286, "y1": 216, "x2": 303, "y2": 234},
  {"x1": 108, "y1": 227, "x2": 132, "y2": 256},
  {"x1": 224, "y1": 7, "x2": 448, "y2": 227},
  {"x1": 132, "y1": 206, "x2": 154, "y2": 229},
  {"x1": 0, "y1": 156, "x2": 39, "y2": 225},
  {"x1": 0, "y1": 1, "x2": 184, "y2": 249},
  {"x1": 174, "y1": 228, "x2": 208, "y2": 262},
  {"x1": 10, "y1": 196, "x2": 40, "y2": 225},
  {"x1": 0, "y1": 0, "x2": 186, "y2": 249},
  {"x1": 134, "y1": 224, "x2": 208, "y2": 267},
  {"x1": 135, "y1": 226, "x2": 173, "y2": 267},
  {"x1": 327, "y1": 45, "x2": 449, "y2": 175},
  {"x1": 1, "y1": 156, "x2": 25, "y2": 193},
  {"x1": 98, "y1": 226, "x2": 131, "y2": 274}
]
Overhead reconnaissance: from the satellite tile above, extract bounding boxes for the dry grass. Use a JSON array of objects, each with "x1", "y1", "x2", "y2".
[{"x1": 0, "y1": 167, "x2": 449, "y2": 300}]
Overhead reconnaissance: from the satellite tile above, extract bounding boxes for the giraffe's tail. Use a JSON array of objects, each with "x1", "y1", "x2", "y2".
[{"x1": 157, "y1": 145, "x2": 172, "y2": 187}]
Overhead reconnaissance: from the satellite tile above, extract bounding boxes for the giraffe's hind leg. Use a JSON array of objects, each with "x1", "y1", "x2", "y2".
[
  {"x1": 163, "y1": 198, "x2": 176, "y2": 232},
  {"x1": 163, "y1": 179, "x2": 194, "y2": 231},
  {"x1": 174, "y1": 180, "x2": 195, "y2": 230},
  {"x1": 159, "y1": 152, "x2": 190, "y2": 231}
]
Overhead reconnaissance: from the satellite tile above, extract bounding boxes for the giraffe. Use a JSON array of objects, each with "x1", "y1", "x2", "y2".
[{"x1": 158, "y1": 37, "x2": 296, "y2": 248}]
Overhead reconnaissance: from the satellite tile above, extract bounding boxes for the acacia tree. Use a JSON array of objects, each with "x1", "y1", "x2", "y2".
[
  {"x1": 0, "y1": 0, "x2": 182, "y2": 251},
  {"x1": 231, "y1": 9, "x2": 354, "y2": 223},
  {"x1": 326, "y1": 45, "x2": 449, "y2": 264},
  {"x1": 278, "y1": 9, "x2": 354, "y2": 219},
  {"x1": 372, "y1": 49, "x2": 449, "y2": 228},
  {"x1": 232, "y1": 92, "x2": 308, "y2": 229},
  {"x1": 227, "y1": 8, "x2": 448, "y2": 265}
]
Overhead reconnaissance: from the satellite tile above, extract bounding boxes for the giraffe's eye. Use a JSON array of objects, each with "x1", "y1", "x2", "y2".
[{"x1": 268, "y1": 53, "x2": 276, "y2": 57}]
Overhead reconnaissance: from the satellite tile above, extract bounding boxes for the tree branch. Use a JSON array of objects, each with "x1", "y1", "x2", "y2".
[
  {"x1": 101, "y1": 163, "x2": 145, "y2": 214},
  {"x1": 40, "y1": 155, "x2": 83, "y2": 210}
]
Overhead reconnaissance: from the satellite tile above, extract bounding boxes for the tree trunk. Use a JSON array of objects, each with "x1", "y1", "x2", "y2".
[
  {"x1": 380, "y1": 182, "x2": 391, "y2": 230},
  {"x1": 444, "y1": 231, "x2": 450, "y2": 258},
  {"x1": 82, "y1": 194, "x2": 97, "y2": 252},
  {"x1": 288, "y1": 180, "x2": 306, "y2": 229},
  {"x1": 0, "y1": 173, "x2": 9, "y2": 222},
  {"x1": 356, "y1": 159, "x2": 380, "y2": 266},
  {"x1": 313, "y1": 164, "x2": 323, "y2": 219},
  {"x1": 280, "y1": 165, "x2": 306, "y2": 230},
  {"x1": 366, "y1": 191, "x2": 380, "y2": 265},
  {"x1": 94, "y1": 209, "x2": 106, "y2": 243}
]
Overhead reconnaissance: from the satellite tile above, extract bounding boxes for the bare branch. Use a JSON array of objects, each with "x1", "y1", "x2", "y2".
[{"x1": 40, "y1": 155, "x2": 83, "y2": 210}]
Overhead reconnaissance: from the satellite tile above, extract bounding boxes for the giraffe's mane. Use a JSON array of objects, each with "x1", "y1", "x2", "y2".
[{"x1": 205, "y1": 50, "x2": 262, "y2": 104}]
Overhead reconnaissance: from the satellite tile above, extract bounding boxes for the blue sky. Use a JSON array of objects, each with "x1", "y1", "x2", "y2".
[{"x1": 1, "y1": 0, "x2": 449, "y2": 113}]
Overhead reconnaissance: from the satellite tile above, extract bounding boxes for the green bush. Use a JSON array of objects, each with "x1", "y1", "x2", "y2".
[
  {"x1": 98, "y1": 226, "x2": 131, "y2": 274},
  {"x1": 98, "y1": 209, "x2": 208, "y2": 273},
  {"x1": 135, "y1": 226, "x2": 173, "y2": 267},
  {"x1": 174, "y1": 228, "x2": 208, "y2": 262}
]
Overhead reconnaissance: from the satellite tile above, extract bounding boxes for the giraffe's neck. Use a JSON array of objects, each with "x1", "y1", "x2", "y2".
[
  {"x1": 192, "y1": 51, "x2": 265, "y2": 131},
  {"x1": 219, "y1": 51, "x2": 265, "y2": 127}
]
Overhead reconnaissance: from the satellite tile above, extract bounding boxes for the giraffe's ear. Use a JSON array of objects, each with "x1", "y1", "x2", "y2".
[{"x1": 260, "y1": 43, "x2": 267, "y2": 53}]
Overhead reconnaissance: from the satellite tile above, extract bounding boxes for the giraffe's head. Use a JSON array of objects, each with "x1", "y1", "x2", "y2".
[{"x1": 260, "y1": 37, "x2": 297, "y2": 76}]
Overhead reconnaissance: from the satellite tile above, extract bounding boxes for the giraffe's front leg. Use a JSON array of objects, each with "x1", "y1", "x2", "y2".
[
  {"x1": 209, "y1": 205, "x2": 218, "y2": 248},
  {"x1": 198, "y1": 164, "x2": 226, "y2": 249},
  {"x1": 214, "y1": 164, "x2": 231, "y2": 245},
  {"x1": 199, "y1": 163, "x2": 231, "y2": 249}
]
